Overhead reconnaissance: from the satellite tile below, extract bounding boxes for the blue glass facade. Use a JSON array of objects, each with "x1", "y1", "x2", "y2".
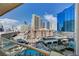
[
  {"x1": 57, "y1": 4, "x2": 75, "y2": 32},
  {"x1": 57, "y1": 10, "x2": 65, "y2": 31}
]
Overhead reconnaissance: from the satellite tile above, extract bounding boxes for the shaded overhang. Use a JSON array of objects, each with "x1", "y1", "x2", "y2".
[{"x1": 0, "y1": 3, "x2": 22, "y2": 16}]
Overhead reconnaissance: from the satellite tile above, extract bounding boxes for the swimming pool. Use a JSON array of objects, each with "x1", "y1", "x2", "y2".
[{"x1": 15, "y1": 49, "x2": 45, "y2": 56}]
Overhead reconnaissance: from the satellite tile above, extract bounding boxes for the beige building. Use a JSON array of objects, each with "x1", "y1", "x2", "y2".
[
  {"x1": 17, "y1": 24, "x2": 29, "y2": 33},
  {"x1": 27, "y1": 29, "x2": 54, "y2": 39},
  {"x1": 32, "y1": 14, "x2": 41, "y2": 30}
]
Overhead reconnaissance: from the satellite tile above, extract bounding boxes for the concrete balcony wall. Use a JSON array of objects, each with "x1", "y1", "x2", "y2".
[{"x1": 75, "y1": 4, "x2": 79, "y2": 55}]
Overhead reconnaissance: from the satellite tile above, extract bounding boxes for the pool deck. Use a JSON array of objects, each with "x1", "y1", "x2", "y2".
[
  {"x1": 7, "y1": 40, "x2": 50, "y2": 56},
  {"x1": 0, "y1": 49, "x2": 7, "y2": 56},
  {"x1": 50, "y1": 51, "x2": 64, "y2": 56}
]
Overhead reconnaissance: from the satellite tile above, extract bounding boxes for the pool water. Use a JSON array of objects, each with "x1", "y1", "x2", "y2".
[{"x1": 15, "y1": 49, "x2": 45, "y2": 56}]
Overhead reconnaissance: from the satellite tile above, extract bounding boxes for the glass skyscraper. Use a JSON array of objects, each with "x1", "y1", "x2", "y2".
[{"x1": 57, "y1": 4, "x2": 75, "y2": 32}]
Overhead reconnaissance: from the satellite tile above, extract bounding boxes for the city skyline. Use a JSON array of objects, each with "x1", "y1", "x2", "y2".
[
  {"x1": 0, "y1": 3, "x2": 73, "y2": 24},
  {"x1": 0, "y1": 3, "x2": 75, "y2": 32},
  {"x1": 0, "y1": 3, "x2": 76, "y2": 56}
]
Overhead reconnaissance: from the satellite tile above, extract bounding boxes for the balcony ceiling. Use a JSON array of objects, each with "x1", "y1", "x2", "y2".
[{"x1": 0, "y1": 3, "x2": 22, "y2": 16}]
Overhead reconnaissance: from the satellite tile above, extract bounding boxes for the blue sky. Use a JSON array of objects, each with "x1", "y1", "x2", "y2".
[{"x1": 0, "y1": 3, "x2": 74, "y2": 24}]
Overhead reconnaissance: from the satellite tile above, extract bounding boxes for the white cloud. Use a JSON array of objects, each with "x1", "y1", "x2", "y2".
[
  {"x1": 44, "y1": 14, "x2": 57, "y2": 31},
  {"x1": 44, "y1": 14, "x2": 57, "y2": 21},
  {"x1": 0, "y1": 18, "x2": 19, "y2": 30},
  {"x1": 0, "y1": 18, "x2": 18, "y2": 24}
]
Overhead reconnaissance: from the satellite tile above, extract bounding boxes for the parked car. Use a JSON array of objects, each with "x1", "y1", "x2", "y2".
[{"x1": 17, "y1": 39, "x2": 29, "y2": 44}]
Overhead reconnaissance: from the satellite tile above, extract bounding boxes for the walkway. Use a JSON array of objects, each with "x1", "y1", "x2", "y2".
[{"x1": 50, "y1": 51, "x2": 64, "y2": 56}]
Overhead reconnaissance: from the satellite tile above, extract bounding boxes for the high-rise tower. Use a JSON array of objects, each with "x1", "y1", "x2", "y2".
[{"x1": 32, "y1": 14, "x2": 41, "y2": 30}]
